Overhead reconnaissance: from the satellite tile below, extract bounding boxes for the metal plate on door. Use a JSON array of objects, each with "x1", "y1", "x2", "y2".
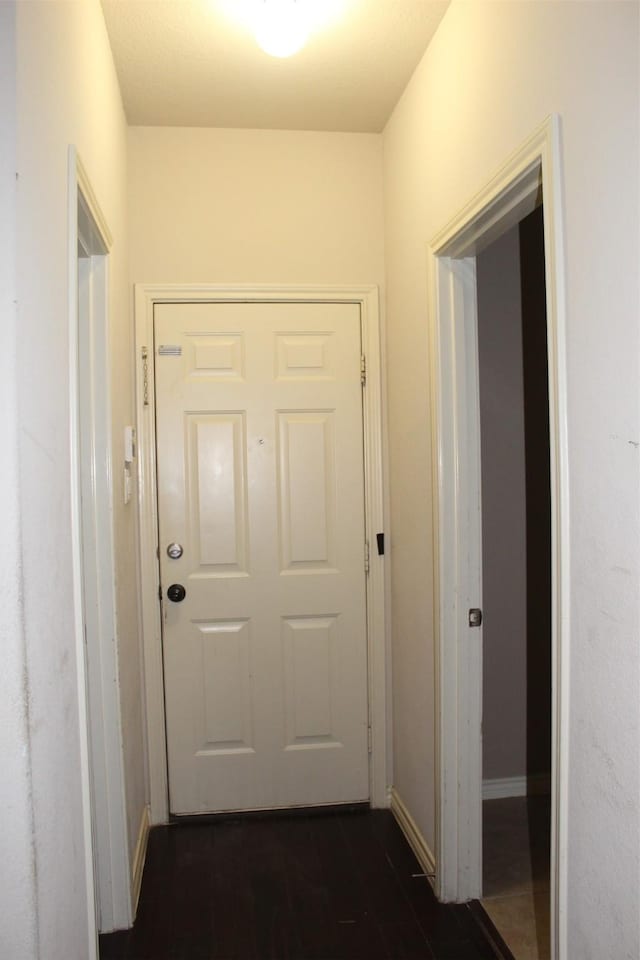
[{"x1": 468, "y1": 608, "x2": 483, "y2": 627}]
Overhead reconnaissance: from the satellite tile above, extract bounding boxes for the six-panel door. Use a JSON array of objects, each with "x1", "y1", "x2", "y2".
[{"x1": 154, "y1": 302, "x2": 369, "y2": 813}]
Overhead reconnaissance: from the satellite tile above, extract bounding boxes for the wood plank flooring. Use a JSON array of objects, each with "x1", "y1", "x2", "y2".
[{"x1": 100, "y1": 807, "x2": 512, "y2": 960}]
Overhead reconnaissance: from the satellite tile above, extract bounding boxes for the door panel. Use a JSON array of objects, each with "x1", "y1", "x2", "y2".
[
  {"x1": 278, "y1": 411, "x2": 336, "y2": 569},
  {"x1": 199, "y1": 619, "x2": 253, "y2": 752},
  {"x1": 283, "y1": 615, "x2": 340, "y2": 746},
  {"x1": 189, "y1": 413, "x2": 248, "y2": 571},
  {"x1": 155, "y1": 301, "x2": 369, "y2": 814}
]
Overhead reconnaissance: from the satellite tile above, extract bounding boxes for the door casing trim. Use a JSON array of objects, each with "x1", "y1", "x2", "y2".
[
  {"x1": 427, "y1": 116, "x2": 569, "y2": 960},
  {"x1": 134, "y1": 284, "x2": 390, "y2": 823},
  {"x1": 69, "y1": 147, "x2": 131, "y2": 948}
]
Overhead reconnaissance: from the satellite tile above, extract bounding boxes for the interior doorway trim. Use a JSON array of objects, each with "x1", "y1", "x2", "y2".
[
  {"x1": 68, "y1": 148, "x2": 131, "y2": 952},
  {"x1": 135, "y1": 283, "x2": 389, "y2": 824},
  {"x1": 428, "y1": 117, "x2": 569, "y2": 960}
]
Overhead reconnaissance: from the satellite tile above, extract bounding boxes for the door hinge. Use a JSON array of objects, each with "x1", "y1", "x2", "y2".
[
  {"x1": 364, "y1": 540, "x2": 370, "y2": 575},
  {"x1": 158, "y1": 584, "x2": 162, "y2": 601},
  {"x1": 360, "y1": 354, "x2": 367, "y2": 387},
  {"x1": 142, "y1": 346, "x2": 150, "y2": 407},
  {"x1": 367, "y1": 723, "x2": 373, "y2": 754}
]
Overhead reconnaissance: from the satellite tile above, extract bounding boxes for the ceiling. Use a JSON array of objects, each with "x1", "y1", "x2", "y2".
[{"x1": 101, "y1": 0, "x2": 449, "y2": 132}]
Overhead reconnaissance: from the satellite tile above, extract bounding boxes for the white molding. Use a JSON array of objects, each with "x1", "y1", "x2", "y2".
[
  {"x1": 75, "y1": 154, "x2": 113, "y2": 252},
  {"x1": 68, "y1": 147, "x2": 131, "y2": 946},
  {"x1": 390, "y1": 788, "x2": 436, "y2": 880},
  {"x1": 482, "y1": 775, "x2": 552, "y2": 801},
  {"x1": 429, "y1": 253, "x2": 484, "y2": 905},
  {"x1": 428, "y1": 116, "x2": 569, "y2": 960},
  {"x1": 134, "y1": 286, "x2": 168, "y2": 825},
  {"x1": 131, "y1": 805, "x2": 151, "y2": 915},
  {"x1": 68, "y1": 144, "x2": 99, "y2": 960},
  {"x1": 135, "y1": 284, "x2": 389, "y2": 822}
]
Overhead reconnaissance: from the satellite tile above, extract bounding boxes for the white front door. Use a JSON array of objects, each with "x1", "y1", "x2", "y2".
[{"x1": 154, "y1": 301, "x2": 369, "y2": 814}]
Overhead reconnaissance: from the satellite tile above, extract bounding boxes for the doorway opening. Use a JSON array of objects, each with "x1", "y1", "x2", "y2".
[
  {"x1": 429, "y1": 118, "x2": 569, "y2": 960},
  {"x1": 477, "y1": 206, "x2": 552, "y2": 959}
]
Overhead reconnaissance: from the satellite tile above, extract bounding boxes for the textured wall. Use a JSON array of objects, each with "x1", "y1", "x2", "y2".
[
  {"x1": 0, "y1": 3, "x2": 38, "y2": 957},
  {"x1": 14, "y1": 1, "x2": 144, "y2": 953}
]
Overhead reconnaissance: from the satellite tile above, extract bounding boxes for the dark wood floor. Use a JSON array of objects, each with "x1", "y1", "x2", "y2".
[{"x1": 100, "y1": 807, "x2": 512, "y2": 960}]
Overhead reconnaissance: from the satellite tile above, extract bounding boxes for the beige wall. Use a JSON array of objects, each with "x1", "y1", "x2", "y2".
[
  {"x1": 128, "y1": 126, "x2": 385, "y2": 286},
  {"x1": 13, "y1": 1, "x2": 144, "y2": 953},
  {"x1": 477, "y1": 224, "x2": 528, "y2": 783},
  {"x1": 383, "y1": 1, "x2": 639, "y2": 953}
]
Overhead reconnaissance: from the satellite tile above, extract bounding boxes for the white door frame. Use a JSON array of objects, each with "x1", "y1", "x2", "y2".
[
  {"x1": 428, "y1": 117, "x2": 570, "y2": 960},
  {"x1": 135, "y1": 284, "x2": 389, "y2": 824},
  {"x1": 68, "y1": 148, "x2": 131, "y2": 945}
]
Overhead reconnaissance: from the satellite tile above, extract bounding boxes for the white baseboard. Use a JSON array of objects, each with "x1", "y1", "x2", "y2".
[
  {"x1": 131, "y1": 804, "x2": 150, "y2": 915},
  {"x1": 482, "y1": 773, "x2": 551, "y2": 800},
  {"x1": 390, "y1": 787, "x2": 436, "y2": 880}
]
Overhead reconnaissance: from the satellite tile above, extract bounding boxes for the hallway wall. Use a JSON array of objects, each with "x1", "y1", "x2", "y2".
[
  {"x1": 0, "y1": 4, "x2": 38, "y2": 957},
  {"x1": 383, "y1": 1, "x2": 639, "y2": 955},
  {"x1": 128, "y1": 126, "x2": 385, "y2": 287},
  {"x1": 11, "y1": 1, "x2": 144, "y2": 954}
]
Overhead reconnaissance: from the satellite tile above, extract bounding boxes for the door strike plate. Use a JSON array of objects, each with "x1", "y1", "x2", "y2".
[{"x1": 468, "y1": 608, "x2": 482, "y2": 627}]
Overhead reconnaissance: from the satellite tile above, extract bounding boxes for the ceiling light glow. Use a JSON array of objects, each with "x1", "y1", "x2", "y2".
[
  {"x1": 253, "y1": 0, "x2": 310, "y2": 58},
  {"x1": 217, "y1": 0, "x2": 346, "y2": 58}
]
